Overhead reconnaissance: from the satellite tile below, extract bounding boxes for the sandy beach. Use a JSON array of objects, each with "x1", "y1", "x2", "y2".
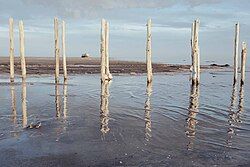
[{"x1": 0, "y1": 57, "x2": 230, "y2": 75}]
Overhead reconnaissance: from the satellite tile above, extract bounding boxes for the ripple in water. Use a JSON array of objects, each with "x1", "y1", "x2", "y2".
[{"x1": 0, "y1": 72, "x2": 249, "y2": 166}]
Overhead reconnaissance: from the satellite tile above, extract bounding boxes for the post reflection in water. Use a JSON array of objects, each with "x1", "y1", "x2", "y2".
[
  {"x1": 227, "y1": 84, "x2": 245, "y2": 147},
  {"x1": 10, "y1": 83, "x2": 17, "y2": 125},
  {"x1": 145, "y1": 82, "x2": 152, "y2": 141},
  {"x1": 186, "y1": 82, "x2": 200, "y2": 150},
  {"x1": 63, "y1": 80, "x2": 68, "y2": 119},
  {"x1": 55, "y1": 84, "x2": 61, "y2": 117},
  {"x1": 238, "y1": 85, "x2": 244, "y2": 115},
  {"x1": 22, "y1": 80, "x2": 27, "y2": 128},
  {"x1": 100, "y1": 81, "x2": 111, "y2": 136}
]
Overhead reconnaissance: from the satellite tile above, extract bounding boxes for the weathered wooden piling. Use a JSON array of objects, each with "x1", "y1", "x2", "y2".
[
  {"x1": 62, "y1": 20, "x2": 68, "y2": 81},
  {"x1": 54, "y1": 18, "x2": 60, "y2": 83},
  {"x1": 19, "y1": 21, "x2": 26, "y2": 79},
  {"x1": 191, "y1": 19, "x2": 200, "y2": 85},
  {"x1": 240, "y1": 42, "x2": 247, "y2": 85},
  {"x1": 101, "y1": 19, "x2": 106, "y2": 82},
  {"x1": 196, "y1": 20, "x2": 200, "y2": 84},
  {"x1": 146, "y1": 18, "x2": 153, "y2": 83},
  {"x1": 190, "y1": 22, "x2": 195, "y2": 71},
  {"x1": 105, "y1": 21, "x2": 112, "y2": 80},
  {"x1": 9, "y1": 18, "x2": 15, "y2": 82},
  {"x1": 233, "y1": 23, "x2": 240, "y2": 85},
  {"x1": 100, "y1": 19, "x2": 112, "y2": 82}
]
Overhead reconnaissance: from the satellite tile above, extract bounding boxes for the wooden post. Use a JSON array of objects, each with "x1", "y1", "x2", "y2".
[
  {"x1": 196, "y1": 20, "x2": 200, "y2": 84},
  {"x1": 19, "y1": 21, "x2": 26, "y2": 80},
  {"x1": 240, "y1": 42, "x2": 247, "y2": 85},
  {"x1": 105, "y1": 21, "x2": 112, "y2": 80},
  {"x1": 54, "y1": 18, "x2": 60, "y2": 83},
  {"x1": 62, "y1": 20, "x2": 67, "y2": 81},
  {"x1": 9, "y1": 18, "x2": 15, "y2": 82},
  {"x1": 146, "y1": 18, "x2": 153, "y2": 83},
  {"x1": 192, "y1": 19, "x2": 200, "y2": 85},
  {"x1": 233, "y1": 23, "x2": 240, "y2": 85},
  {"x1": 101, "y1": 19, "x2": 106, "y2": 82},
  {"x1": 190, "y1": 22, "x2": 195, "y2": 72}
]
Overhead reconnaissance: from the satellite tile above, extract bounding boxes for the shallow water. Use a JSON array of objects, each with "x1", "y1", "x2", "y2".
[{"x1": 0, "y1": 72, "x2": 249, "y2": 166}]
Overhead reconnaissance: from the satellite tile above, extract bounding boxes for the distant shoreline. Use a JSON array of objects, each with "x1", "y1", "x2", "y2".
[{"x1": 0, "y1": 57, "x2": 230, "y2": 75}]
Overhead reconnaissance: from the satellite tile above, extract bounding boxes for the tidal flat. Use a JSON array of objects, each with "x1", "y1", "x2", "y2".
[{"x1": 0, "y1": 72, "x2": 249, "y2": 166}]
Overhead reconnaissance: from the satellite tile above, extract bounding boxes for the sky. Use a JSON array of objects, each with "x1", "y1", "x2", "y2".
[{"x1": 0, "y1": 0, "x2": 250, "y2": 65}]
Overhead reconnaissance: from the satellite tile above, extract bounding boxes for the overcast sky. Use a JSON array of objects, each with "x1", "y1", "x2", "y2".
[{"x1": 0, "y1": 0, "x2": 250, "y2": 65}]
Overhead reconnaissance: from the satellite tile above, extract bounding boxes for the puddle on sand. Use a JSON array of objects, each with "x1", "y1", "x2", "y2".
[{"x1": 0, "y1": 72, "x2": 250, "y2": 166}]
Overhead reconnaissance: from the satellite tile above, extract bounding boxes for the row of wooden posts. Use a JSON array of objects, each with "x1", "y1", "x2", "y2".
[{"x1": 5, "y1": 18, "x2": 247, "y2": 86}]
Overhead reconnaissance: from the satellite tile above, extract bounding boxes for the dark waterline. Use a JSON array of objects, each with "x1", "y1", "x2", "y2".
[{"x1": 0, "y1": 72, "x2": 249, "y2": 166}]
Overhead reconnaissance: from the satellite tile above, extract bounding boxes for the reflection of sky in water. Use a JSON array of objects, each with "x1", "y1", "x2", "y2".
[{"x1": 0, "y1": 72, "x2": 249, "y2": 166}]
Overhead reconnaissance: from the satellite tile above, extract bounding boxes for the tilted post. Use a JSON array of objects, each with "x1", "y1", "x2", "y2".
[
  {"x1": 191, "y1": 19, "x2": 200, "y2": 85},
  {"x1": 190, "y1": 22, "x2": 195, "y2": 72},
  {"x1": 19, "y1": 20, "x2": 26, "y2": 80},
  {"x1": 62, "y1": 20, "x2": 68, "y2": 81},
  {"x1": 233, "y1": 23, "x2": 240, "y2": 85},
  {"x1": 240, "y1": 42, "x2": 247, "y2": 85},
  {"x1": 146, "y1": 18, "x2": 153, "y2": 83},
  {"x1": 9, "y1": 18, "x2": 15, "y2": 82},
  {"x1": 100, "y1": 19, "x2": 106, "y2": 82},
  {"x1": 196, "y1": 20, "x2": 200, "y2": 84},
  {"x1": 54, "y1": 18, "x2": 60, "y2": 83},
  {"x1": 105, "y1": 21, "x2": 112, "y2": 80}
]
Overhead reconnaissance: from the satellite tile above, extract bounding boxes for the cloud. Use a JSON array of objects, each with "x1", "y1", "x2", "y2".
[{"x1": 21, "y1": 0, "x2": 224, "y2": 18}]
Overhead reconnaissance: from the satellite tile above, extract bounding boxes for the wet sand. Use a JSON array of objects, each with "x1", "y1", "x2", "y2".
[
  {"x1": 0, "y1": 57, "x2": 229, "y2": 75},
  {"x1": 0, "y1": 74, "x2": 249, "y2": 166}
]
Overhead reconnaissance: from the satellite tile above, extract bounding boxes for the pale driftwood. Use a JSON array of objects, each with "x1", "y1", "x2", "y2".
[
  {"x1": 192, "y1": 19, "x2": 200, "y2": 85},
  {"x1": 233, "y1": 23, "x2": 240, "y2": 85},
  {"x1": 19, "y1": 21, "x2": 26, "y2": 79},
  {"x1": 101, "y1": 19, "x2": 106, "y2": 82},
  {"x1": 191, "y1": 22, "x2": 195, "y2": 72},
  {"x1": 21, "y1": 79, "x2": 27, "y2": 128},
  {"x1": 54, "y1": 18, "x2": 60, "y2": 83},
  {"x1": 146, "y1": 18, "x2": 153, "y2": 83},
  {"x1": 62, "y1": 21, "x2": 68, "y2": 81},
  {"x1": 9, "y1": 18, "x2": 15, "y2": 82},
  {"x1": 105, "y1": 21, "x2": 112, "y2": 80},
  {"x1": 240, "y1": 42, "x2": 247, "y2": 85},
  {"x1": 191, "y1": 21, "x2": 197, "y2": 84},
  {"x1": 196, "y1": 20, "x2": 200, "y2": 84}
]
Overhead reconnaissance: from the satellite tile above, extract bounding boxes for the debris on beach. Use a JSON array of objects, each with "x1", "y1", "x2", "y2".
[
  {"x1": 26, "y1": 122, "x2": 42, "y2": 129},
  {"x1": 81, "y1": 53, "x2": 90, "y2": 58}
]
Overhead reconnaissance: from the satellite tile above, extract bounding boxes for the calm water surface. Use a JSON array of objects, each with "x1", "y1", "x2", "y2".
[{"x1": 0, "y1": 72, "x2": 249, "y2": 166}]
